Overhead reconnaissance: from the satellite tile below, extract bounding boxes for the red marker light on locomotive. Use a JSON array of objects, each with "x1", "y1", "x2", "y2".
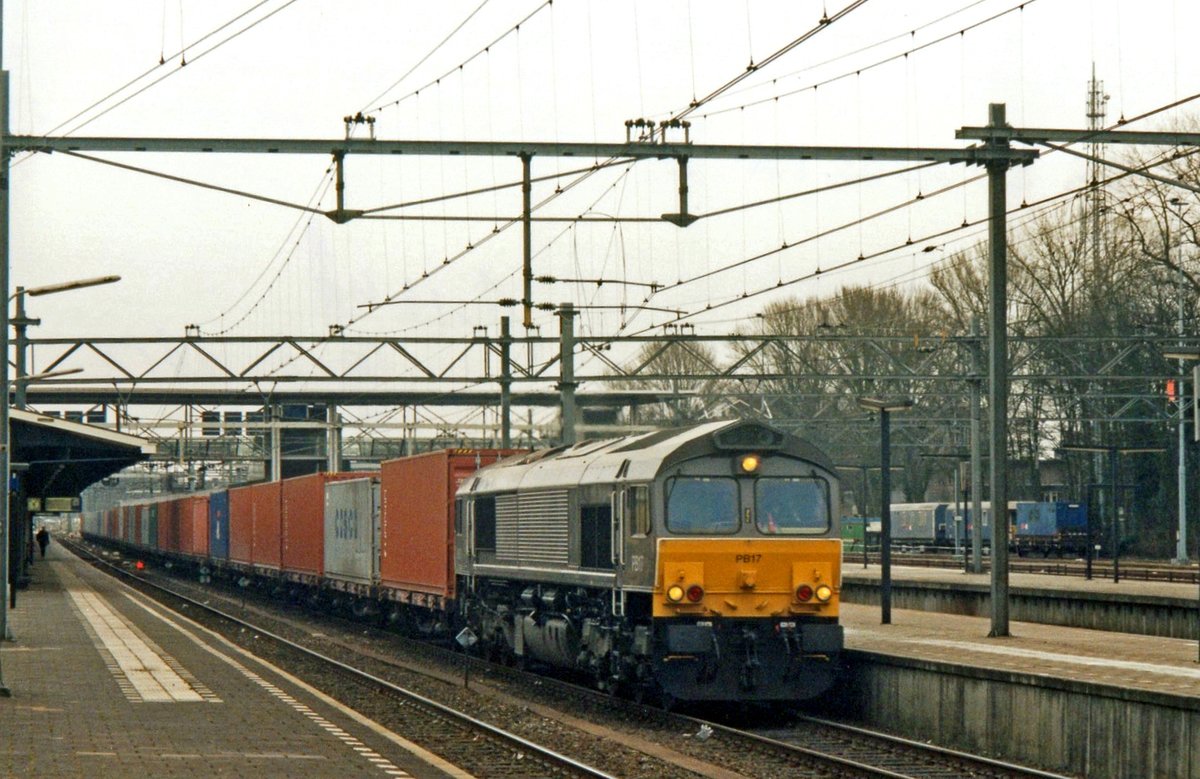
[
  {"x1": 686, "y1": 585, "x2": 705, "y2": 602},
  {"x1": 795, "y1": 584, "x2": 814, "y2": 602}
]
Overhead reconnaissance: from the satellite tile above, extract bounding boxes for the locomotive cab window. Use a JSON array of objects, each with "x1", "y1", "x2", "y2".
[
  {"x1": 474, "y1": 496, "x2": 497, "y2": 551},
  {"x1": 666, "y1": 477, "x2": 738, "y2": 534},
  {"x1": 629, "y1": 485, "x2": 650, "y2": 536},
  {"x1": 755, "y1": 477, "x2": 830, "y2": 534}
]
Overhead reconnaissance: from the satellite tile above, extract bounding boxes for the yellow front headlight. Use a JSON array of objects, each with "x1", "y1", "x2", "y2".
[
  {"x1": 667, "y1": 584, "x2": 685, "y2": 602},
  {"x1": 815, "y1": 584, "x2": 833, "y2": 602}
]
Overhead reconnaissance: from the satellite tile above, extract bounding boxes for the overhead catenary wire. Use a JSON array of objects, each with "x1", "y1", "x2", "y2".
[
  {"x1": 671, "y1": 0, "x2": 871, "y2": 122},
  {"x1": 689, "y1": 0, "x2": 1038, "y2": 122},
  {"x1": 342, "y1": 1, "x2": 874, "y2": 337},
  {"x1": 363, "y1": 1, "x2": 553, "y2": 117}
]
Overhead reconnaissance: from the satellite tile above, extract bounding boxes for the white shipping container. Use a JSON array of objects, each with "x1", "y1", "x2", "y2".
[{"x1": 324, "y1": 478, "x2": 380, "y2": 586}]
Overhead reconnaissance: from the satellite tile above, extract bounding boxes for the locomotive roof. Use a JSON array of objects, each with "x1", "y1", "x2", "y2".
[{"x1": 461, "y1": 419, "x2": 835, "y2": 495}]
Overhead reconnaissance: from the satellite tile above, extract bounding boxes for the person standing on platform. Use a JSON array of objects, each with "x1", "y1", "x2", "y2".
[{"x1": 35, "y1": 526, "x2": 49, "y2": 558}]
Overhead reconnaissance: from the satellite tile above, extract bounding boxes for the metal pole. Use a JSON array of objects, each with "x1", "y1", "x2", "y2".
[
  {"x1": 325, "y1": 404, "x2": 341, "y2": 473},
  {"x1": 986, "y1": 103, "x2": 1011, "y2": 637},
  {"x1": 520, "y1": 153, "x2": 533, "y2": 329},
  {"x1": 558, "y1": 303, "x2": 576, "y2": 446},
  {"x1": 880, "y1": 409, "x2": 893, "y2": 625},
  {"x1": 1178, "y1": 231, "x2": 1189, "y2": 561},
  {"x1": 861, "y1": 467, "x2": 869, "y2": 569},
  {"x1": 1180, "y1": 376, "x2": 1188, "y2": 563},
  {"x1": 0, "y1": 66, "x2": 11, "y2": 665},
  {"x1": 953, "y1": 464, "x2": 962, "y2": 561},
  {"x1": 12, "y1": 286, "x2": 33, "y2": 409},
  {"x1": 970, "y1": 315, "x2": 984, "y2": 574},
  {"x1": 1111, "y1": 448, "x2": 1120, "y2": 584},
  {"x1": 1085, "y1": 483, "x2": 1094, "y2": 580},
  {"x1": 269, "y1": 405, "x2": 282, "y2": 481},
  {"x1": 499, "y1": 316, "x2": 512, "y2": 449}
]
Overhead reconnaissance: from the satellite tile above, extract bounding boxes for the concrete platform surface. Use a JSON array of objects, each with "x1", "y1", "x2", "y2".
[
  {"x1": 841, "y1": 567, "x2": 1200, "y2": 701},
  {"x1": 0, "y1": 544, "x2": 469, "y2": 778}
]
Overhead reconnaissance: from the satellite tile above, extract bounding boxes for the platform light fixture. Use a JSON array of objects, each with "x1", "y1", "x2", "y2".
[{"x1": 858, "y1": 397, "x2": 914, "y2": 625}]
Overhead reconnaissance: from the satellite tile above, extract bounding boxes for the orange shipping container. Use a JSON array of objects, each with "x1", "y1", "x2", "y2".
[
  {"x1": 380, "y1": 449, "x2": 519, "y2": 600},
  {"x1": 228, "y1": 485, "x2": 255, "y2": 564},
  {"x1": 180, "y1": 495, "x2": 210, "y2": 557},
  {"x1": 281, "y1": 472, "x2": 371, "y2": 578},
  {"x1": 250, "y1": 481, "x2": 282, "y2": 570}
]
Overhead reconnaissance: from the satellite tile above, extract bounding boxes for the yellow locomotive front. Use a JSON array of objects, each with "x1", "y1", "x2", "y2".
[{"x1": 650, "y1": 443, "x2": 843, "y2": 702}]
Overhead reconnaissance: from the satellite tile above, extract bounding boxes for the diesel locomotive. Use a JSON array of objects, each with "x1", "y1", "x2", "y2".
[{"x1": 455, "y1": 419, "x2": 844, "y2": 703}]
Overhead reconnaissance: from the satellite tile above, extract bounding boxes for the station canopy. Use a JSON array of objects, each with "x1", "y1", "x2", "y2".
[{"x1": 10, "y1": 408, "x2": 156, "y2": 505}]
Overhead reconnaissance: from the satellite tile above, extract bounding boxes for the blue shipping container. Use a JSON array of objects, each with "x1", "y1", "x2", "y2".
[
  {"x1": 208, "y1": 490, "x2": 230, "y2": 560},
  {"x1": 1015, "y1": 501, "x2": 1087, "y2": 536}
]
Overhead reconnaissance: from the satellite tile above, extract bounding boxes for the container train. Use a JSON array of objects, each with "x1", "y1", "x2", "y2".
[
  {"x1": 848, "y1": 500, "x2": 1088, "y2": 557},
  {"x1": 83, "y1": 420, "x2": 844, "y2": 705}
]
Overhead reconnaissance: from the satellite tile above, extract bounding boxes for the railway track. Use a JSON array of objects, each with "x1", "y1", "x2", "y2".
[
  {"x1": 68, "y1": 539, "x2": 617, "y2": 779},
  {"x1": 752, "y1": 716, "x2": 1072, "y2": 779},
  {"x1": 69, "y1": 538, "x2": 1076, "y2": 778}
]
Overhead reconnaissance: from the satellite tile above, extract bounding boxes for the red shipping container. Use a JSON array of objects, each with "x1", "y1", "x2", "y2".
[
  {"x1": 158, "y1": 497, "x2": 184, "y2": 553},
  {"x1": 380, "y1": 450, "x2": 519, "y2": 599},
  {"x1": 250, "y1": 481, "x2": 283, "y2": 570},
  {"x1": 281, "y1": 472, "x2": 372, "y2": 579},
  {"x1": 132, "y1": 506, "x2": 142, "y2": 547},
  {"x1": 180, "y1": 495, "x2": 210, "y2": 557},
  {"x1": 228, "y1": 485, "x2": 256, "y2": 565}
]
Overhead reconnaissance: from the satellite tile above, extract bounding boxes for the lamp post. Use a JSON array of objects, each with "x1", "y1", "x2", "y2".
[
  {"x1": 858, "y1": 396, "x2": 914, "y2": 625},
  {"x1": 1, "y1": 274, "x2": 115, "y2": 669},
  {"x1": 1167, "y1": 196, "x2": 1189, "y2": 564},
  {"x1": 13, "y1": 275, "x2": 119, "y2": 409},
  {"x1": 1060, "y1": 443, "x2": 1164, "y2": 584}
]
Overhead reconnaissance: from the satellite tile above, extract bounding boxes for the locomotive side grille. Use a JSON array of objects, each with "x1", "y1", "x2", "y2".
[
  {"x1": 496, "y1": 494, "x2": 520, "y2": 561},
  {"x1": 495, "y1": 490, "x2": 569, "y2": 565}
]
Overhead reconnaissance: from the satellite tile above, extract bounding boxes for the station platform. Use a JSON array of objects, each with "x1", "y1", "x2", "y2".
[
  {"x1": 841, "y1": 563, "x2": 1200, "y2": 699},
  {"x1": 838, "y1": 565, "x2": 1200, "y2": 778},
  {"x1": 0, "y1": 543, "x2": 470, "y2": 778}
]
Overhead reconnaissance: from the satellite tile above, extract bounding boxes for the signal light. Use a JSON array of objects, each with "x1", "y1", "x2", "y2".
[
  {"x1": 667, "y1": 585, "x2": 685, "y2": 603},
  {"x1": 796, "y1": 584, "x2": 814, "y2": 602},
  {"x1": 686, "y1": 585, "x2": 705, "y2": 602},
  {"x1": 135, "y1": 560, "x2": 145, "y2": 571},
  {"x1": 815, "y1": 584, "x2": 833, "y2": 602},
  {"x1": 738, "y1": 454, "x2": 761, "y2": 474}
]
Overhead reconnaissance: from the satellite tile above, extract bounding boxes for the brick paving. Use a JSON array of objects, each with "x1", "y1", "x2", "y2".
[{"x1": 0, "y1": 544, "x2": 466, "y2": 778}]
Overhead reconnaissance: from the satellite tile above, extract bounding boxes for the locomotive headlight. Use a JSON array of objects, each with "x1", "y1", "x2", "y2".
[
  {"x1": 738, "y1": 453, "x2": 762, "y2": 474},
  {"x1": 815, "y1": 584, "x2": 833, "y2": 602},
  {"x1": 666, "y1": 584, "x2": 685, "y2": 602}
]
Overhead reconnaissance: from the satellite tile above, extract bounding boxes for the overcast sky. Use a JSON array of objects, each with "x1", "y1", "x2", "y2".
[{"x1": 3, "y1": 0, "x2": 1197, "y2": 404}]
